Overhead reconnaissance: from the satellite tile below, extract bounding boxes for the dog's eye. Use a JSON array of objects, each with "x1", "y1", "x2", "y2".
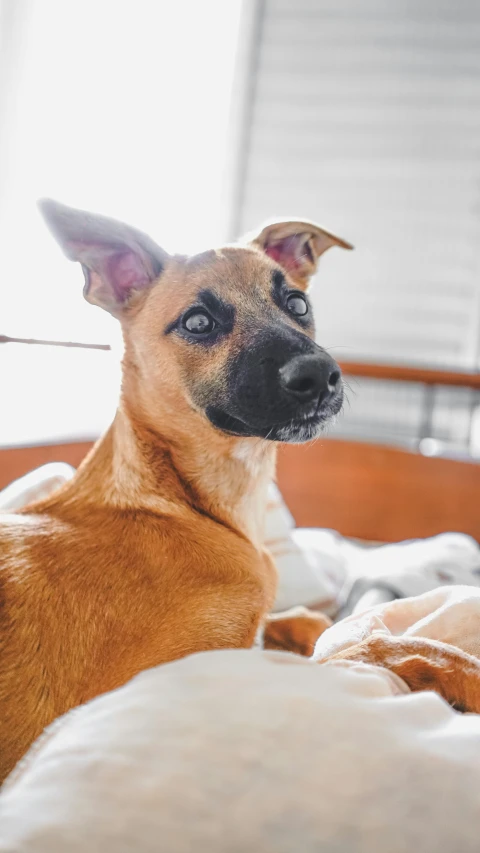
[
  {"x1": 183, "y1": 310, "x2": 216, "y2": 334},
  {"x1": 286, "y1": 293, "x2": 308, "y2": 317}
]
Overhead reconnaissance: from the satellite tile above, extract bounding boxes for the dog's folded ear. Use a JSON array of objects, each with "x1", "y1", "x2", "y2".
[
  {"x1": 247, "y1": 219, "x2": 353, "y2": 289},
  {"x1": 38, "y1": 199, "x2": 169, "y2": 316}
]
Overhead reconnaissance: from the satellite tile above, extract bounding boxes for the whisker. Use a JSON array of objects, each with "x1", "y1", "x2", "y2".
[
  {"x1": 323, "y1": 346, "x2": 357, "y2": 352},
  {"x1": 343, "y1": 380, "x2": 357, "y2": 397}
]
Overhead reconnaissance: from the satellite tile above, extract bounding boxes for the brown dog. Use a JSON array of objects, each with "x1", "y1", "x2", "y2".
[
  {"x1": 0, "y1": 201, "x2": 351, "y2": 781},
  {"x1": 2, "y1": 202, "x2": 479, "y2": 785}
]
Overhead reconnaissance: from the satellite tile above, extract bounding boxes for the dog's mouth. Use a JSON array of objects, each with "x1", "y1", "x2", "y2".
[{"x1": 206, "y1": 387, "x2": 343, "y2": 444}]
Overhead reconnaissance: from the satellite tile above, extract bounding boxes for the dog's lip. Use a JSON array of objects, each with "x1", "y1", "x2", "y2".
[
  {"x1": 207, "y1": 390, "x2": 342, "y2": 438},
  {"x1": 205, "y1": 407, "x2": 259, "y2": 437},
  {"x1": 279, "y1": 387, "x2": 343, "y2": 428}
]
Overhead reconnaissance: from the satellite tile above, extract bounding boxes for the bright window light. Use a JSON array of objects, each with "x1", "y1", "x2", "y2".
[{"x1": 0, "y1": 0, "x2": 243, "y2": 343}]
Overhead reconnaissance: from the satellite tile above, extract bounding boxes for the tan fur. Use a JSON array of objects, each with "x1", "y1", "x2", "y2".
[
  {"x1": 263, "y1": 606, "x2": 332, "y2": 656},
  {"x1": 265, "y1": 607, "x2": 480, "y2": 713},
  {"x1": 0, "y1": 209, "x2": 350, "y2": 782},
  {"x1": 321, "y1": 633, "x2": 480, "y2": 713}
]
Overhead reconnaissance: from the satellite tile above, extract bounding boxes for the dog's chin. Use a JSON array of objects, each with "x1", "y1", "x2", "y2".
[
  {"x1": 206, "y1": 392, "x2": 343, "y2": 444},
  {"x1": 268, "y1": 411, "x2": 333, "y2": 444},
  {"x1": 267, "y1": 399, "x2": 342, "y2": 444}
]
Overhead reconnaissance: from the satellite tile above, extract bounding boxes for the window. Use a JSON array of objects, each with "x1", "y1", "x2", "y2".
[{"x1": 235, "y1": 0, "x2": 480, "y2": 370}]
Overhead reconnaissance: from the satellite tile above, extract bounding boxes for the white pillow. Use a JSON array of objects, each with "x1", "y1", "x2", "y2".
[
  {"x1": 0, "y1": 463, "x2": 75, "y2": 511},
  {"x1": 265, "y1": 484, "x2": 344, "y2": 612}
]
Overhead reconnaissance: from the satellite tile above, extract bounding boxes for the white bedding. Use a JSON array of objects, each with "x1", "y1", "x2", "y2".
[{"x1": 2, "y1": 649, "x2": 480, "y2": 852}]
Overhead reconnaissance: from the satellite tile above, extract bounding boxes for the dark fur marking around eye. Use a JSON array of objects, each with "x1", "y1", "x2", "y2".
[
  {"x1": 197, "y1": 290, "x2": 235, "y2": 329},
  {"x1": 164, "y1": 288, "x2": 235, "y2": 341},
  {"x1": 272, "y1": 269, "x2": 287, "y2": 301},
  {"x1": 271, "y1": 269, "x2": 313, "y2": 329}
]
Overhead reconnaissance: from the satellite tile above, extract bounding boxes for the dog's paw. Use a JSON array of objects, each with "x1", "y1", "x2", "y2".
[{"x1": 263, "y1": 606, "x2": 332, "y2": 657}]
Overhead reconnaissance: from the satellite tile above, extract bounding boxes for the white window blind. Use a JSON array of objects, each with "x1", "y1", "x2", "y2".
[{"x1": 235, "y1": 0, "x2": 480, "y2": 371}]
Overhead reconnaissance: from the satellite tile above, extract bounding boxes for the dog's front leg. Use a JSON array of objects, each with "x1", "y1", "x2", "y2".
[
  {"x1": 318, "y1": 633, "x2": 480, "y2": 713},
  {"x1": 262, "y1": 606, "x2": 332, "y2": 657},
  {"x1": 258, "y1": 546, "x2": 331, "y2": 657}
]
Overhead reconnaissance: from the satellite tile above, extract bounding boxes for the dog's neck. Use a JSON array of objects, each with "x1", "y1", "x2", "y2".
[{"x1": 64, "y1": 398, "x2": 276, "y2": 549}]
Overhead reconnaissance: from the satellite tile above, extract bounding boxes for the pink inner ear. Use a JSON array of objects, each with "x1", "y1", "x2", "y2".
[
  {"x1": 264, "y1": 234, "x2": 312, "y2": 273},
  {"x1": 106, "y1": 251, "x2": 150, "y2": 302},
  {"x1": 264, "y1": 242, "x2": 289, "y2": 266}
]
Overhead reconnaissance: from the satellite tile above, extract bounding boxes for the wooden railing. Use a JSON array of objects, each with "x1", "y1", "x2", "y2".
[
  {"x1": 338, "y1": 360, "x2": 480, "y2": 451},
  {"x1": 339, "y1": 360, "x2": 480, "y2": 390}
]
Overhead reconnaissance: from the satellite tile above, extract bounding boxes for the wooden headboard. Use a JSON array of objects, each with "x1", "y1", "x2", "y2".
[
  {"x1": 1, "y1": 360, "x2": 479, "y2": 544},
  {"x1": 277, "y1": 438, "x2": 480, "y2": 543}
]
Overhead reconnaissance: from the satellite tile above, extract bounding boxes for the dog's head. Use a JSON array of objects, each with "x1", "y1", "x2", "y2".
[{"x1": 39, "y1": 200, "x2": 352, "y2": 443}]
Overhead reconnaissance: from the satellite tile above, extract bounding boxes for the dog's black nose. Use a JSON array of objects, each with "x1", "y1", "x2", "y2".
[{"x1": 279, "y1": 354, "x2": 341, "y2": 404}]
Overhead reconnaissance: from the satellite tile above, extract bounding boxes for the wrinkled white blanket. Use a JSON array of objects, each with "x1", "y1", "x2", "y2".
[
  {"x1": 314, "y1": 584, "x2": 480, "y2": 660},
  {"x1": 2, "y1": 647, "x2": 480, "y2": 852}
]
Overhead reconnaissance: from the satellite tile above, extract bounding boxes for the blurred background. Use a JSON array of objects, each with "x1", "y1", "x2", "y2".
[{"x1": 1, "y1": 0, "x2": 480, "y2": 541}]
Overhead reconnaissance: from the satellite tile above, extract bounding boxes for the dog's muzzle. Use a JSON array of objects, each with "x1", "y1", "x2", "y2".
[
  {"x1": 272, "y1": 351, "x2": 343, "y2": 443},
  {"x1": 206, "y1": 347, "x2": 343, "y2": 444}
]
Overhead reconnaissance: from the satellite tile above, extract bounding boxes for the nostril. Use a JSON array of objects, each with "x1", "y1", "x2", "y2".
[
  {"x1": 280, "y1": 356, "x2": 340, "y2": 402},
  {"x1": 288, "y1": 375, "x2": 316, "y2": 395},
  {"x1": 328, "y1": 369, "x2": 341, "y2": 390}
]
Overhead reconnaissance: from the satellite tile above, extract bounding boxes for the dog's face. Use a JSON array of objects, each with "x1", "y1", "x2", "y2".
[{"x1": 40, "y1": 201, "x2": 352, "y2": 443}]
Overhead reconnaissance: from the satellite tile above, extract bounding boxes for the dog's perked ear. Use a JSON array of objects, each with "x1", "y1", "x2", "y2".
[
  {"x1": 247, "y1": 219, "x2": 353, "y2": 290},
  {"x1": 38, "y1": 199, "x2": 169, "y2": 316}
]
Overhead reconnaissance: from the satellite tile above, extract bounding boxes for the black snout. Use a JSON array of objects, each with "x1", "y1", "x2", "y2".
[
  {"x1": 279, "y1": 354, "x2": 341, "y2": 405},
  {"x1": 204, "y1": 329, "x2": 343, "y2": 443}
]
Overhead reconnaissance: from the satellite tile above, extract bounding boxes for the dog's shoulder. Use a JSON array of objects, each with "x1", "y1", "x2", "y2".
[{"x1": 0, "y1": 510, "x2": 51, "y2": 559}]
